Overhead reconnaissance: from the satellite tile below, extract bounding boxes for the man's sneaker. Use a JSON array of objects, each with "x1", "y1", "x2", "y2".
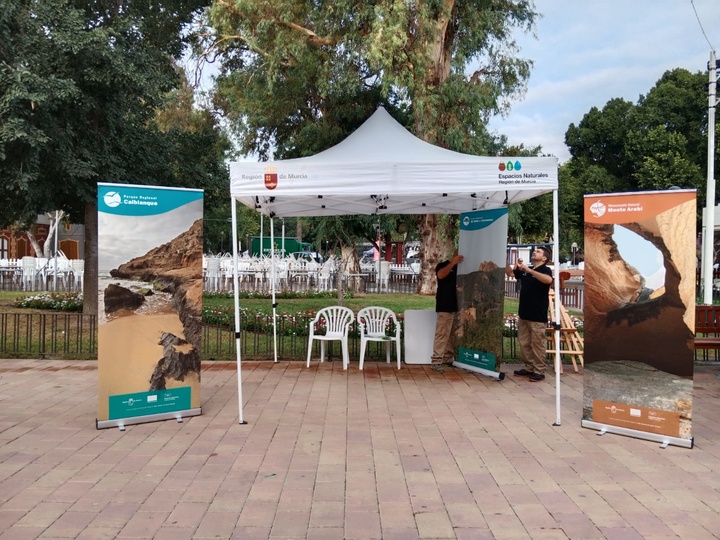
[
  {"x1": 529, "y1": 373, "x2": 545, "y2": 382},
  {"x1": 513, "y1": 368, "x2": 533, "y2": 377},
  {"x1": 431, "y1": 364, "x2": 445, "y2": 373}
]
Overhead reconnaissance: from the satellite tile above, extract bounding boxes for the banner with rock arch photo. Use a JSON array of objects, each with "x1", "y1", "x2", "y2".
[
  {"x1": 582, "y1": 189, "x2": 695, "y2": 448},
  {"x1": 96, "y1": 183, "x2": 203, "y2": 429}
]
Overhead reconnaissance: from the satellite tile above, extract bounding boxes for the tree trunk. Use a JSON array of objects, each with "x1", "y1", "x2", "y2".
[
  {"x1": 416, "y1": 214, "x2": 454, "y2": 295},
  {"x1": 27, "y1": 229, "x2": 43, "y2": 257},
  {"x1": 42, "y1": 211, "x2": 65, "y2": 258},
  {"x1": 83, "y1": 202, "x2": 98, "y2": 316}
]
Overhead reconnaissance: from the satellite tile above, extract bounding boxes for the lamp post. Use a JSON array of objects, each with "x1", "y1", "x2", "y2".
[
  {"x1": 571, "y1": 242, "x2": 578, "y2": 266},
  {"x1": 227, "y1": 217, "x2": 233, "y2": 254},
  {"x1": 281, "y1": 218, "x2": 285, "y2": 256}
]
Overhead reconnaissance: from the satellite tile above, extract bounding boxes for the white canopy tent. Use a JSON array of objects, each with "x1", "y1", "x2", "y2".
[{"x1": 229, "y1": 107, "x2": 562, "y2": 424}]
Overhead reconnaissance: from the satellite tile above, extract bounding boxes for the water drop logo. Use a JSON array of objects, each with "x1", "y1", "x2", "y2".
[
  {"x1": 104, "y1": 191, "x2": 121, "y2": 208},
  {"x1": 498, "y1": 160, "x2": 522, "y2": 171},
  {"x1": 462, "y1": 216, "x2": 470, "y2": 227}
]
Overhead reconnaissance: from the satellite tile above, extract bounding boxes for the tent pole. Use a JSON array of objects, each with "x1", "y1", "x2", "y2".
[
  {"x1": 270, "y1": 218, "x2": 278, "y2": 363},
  {"x1": 552, "y1": 189, "x2": 562, "y2": 426},
  {"x1": 231, "y1": 198, "x2": 247, "y2": 424}
]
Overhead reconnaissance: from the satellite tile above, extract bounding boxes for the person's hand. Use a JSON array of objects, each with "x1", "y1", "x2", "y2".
[{"x1": 452, "y1": 254, "x2": 464, "y2": 265}]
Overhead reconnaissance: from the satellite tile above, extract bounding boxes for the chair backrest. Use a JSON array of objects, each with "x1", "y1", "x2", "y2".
[
  {"x1": 314, "y1": 306, "x2": 354, "y2": 334},
  {"x1": 21, "y1": 256, "x2": 36, "y2": 273},
  {"x1": 695, "y1": 305, "x2": 720, "y2": 334},
  {"x1": 358, "y1": 306, "x2": 398, "y2": 336},
  {"x1": 71, "y1": 259, "x2": 85, "y2": 274},
  {"x1": 206, "y1": 257, "x2": 221, "y2": 275}
]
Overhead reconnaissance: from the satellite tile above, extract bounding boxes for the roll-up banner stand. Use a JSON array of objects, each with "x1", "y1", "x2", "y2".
[
  {"x1": 455, "y1": 208, "x2": 509, "y2": 380},
  {"x1": 582, "y1": 189, "x2": 695, "y2": 448},
  {"x1": 96, "y1": 183, "x2": 204, "y2": 430}
]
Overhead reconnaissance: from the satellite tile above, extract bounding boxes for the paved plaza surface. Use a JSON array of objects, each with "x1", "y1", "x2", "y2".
[{"x1": 1, "y1": 359, "x2": 719, "y2": 539}]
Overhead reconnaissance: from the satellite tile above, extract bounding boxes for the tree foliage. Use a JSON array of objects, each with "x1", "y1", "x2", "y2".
[
  {"x1": 562, "y1": 68, "x2": 709, "y2": 258},
  {"x1": 206, "y1": 0, "x2": 538, "y2": 292},
  {"x1": 0, "y1": 0, "x2": 209, "y2": 224},
  {"x1": 0, "y1": 0, "x2": 223, "y2": 312}
]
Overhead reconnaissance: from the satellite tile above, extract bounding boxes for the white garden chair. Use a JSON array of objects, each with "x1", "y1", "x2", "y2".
[
  {"x1": 21, "y1": 256, "x2": 37, "y2": 291},
  {"x1": 306, "y1": 306, "x2": 354, "y2": 369},
  {"x1": 71, "y1": 259, "x2": 84, "y2": 292},
  {"x1": 317, "y1": 262, "x2": 333, "y2": 291},
  {"x1": 205, "y1": 257, "x2": 221, "y2": 292},
  {"x1": 357, "y1": 306, "x2": 401, "y2": 370}
]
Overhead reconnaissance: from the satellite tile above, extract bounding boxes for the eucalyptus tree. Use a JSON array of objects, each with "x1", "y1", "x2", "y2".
[{"x1": 207, "y1": 0, "x2": 538, "y2": 293}]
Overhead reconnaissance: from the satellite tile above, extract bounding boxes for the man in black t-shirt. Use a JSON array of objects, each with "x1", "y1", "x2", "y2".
[
  {"x1": 431, "y1": 250, "x2": 464, "y2": 371},
  {"x1": 505, "y1": 246, "x2": 553, "y2": 382}
]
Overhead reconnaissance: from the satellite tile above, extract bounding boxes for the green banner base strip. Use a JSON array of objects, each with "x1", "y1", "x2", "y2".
[
  {"x1": 96, "y1": 407, "x2": 202, "y2": 430},
  {"x1": 581, "y1": 420, "x2": 693, "y2": 449},
  {"x1": 108, "y1": 387, "x2": 192, "y2": 420},
  {"x1": 455, "y1": 347, "x2": 504, "y2": 380}
]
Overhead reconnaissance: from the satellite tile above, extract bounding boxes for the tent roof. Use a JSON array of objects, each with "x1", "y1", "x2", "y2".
[{"x1": 230, "y1": 107, "x2": 558, "y2": 217}]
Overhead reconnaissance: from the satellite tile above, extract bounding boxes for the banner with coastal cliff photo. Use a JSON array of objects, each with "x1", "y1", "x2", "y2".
[
  {"x1": 96, "y1": 183, "x2": 204, "y2": 429},
  {"x1": 455, "y1": 208, "x2": 509, "y2": 376},
  {"x1": 582, "y1": 189, "x2": 696, "y2": 448}
]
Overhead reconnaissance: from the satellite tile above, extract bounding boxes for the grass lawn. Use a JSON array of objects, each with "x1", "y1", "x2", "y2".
[
  {"x1": 1, "y1": 289, "x2": 521, "y2": 317},
  {"x1": 203, "y1": 291, "x2": 520, "y2": 316}
]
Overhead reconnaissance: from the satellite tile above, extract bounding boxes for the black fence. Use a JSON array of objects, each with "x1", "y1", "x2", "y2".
[
  {"x1": 0, "y1": 312, "x2": 97, "y2": 359},
  {"x1": 2, "y1": 310, "x2": 716, "y2": 364},
  {"x1": 0, "y1": 312, "x2": 521, "y2": 362},
  {"x1": 504, "y1": 280, "x2": 584, "y2": 311}
]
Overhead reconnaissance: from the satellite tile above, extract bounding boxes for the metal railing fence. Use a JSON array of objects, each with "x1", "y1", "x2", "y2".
[
  {"x1": 504, "y1": 280, "x2": 585, "y2": 311},
  {"x1": 0, "y1": 312, "x2": 522, "y2": 362},
  {"x1": 4, "y1": 311, "x2": 716, "y2": 363},
  {"x1": 0, "y1": 312, "x2": 97, "y2": 358}
]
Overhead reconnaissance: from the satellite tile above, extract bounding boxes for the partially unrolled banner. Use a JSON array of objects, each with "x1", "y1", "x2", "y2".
[{"x1": 455, "y1": 208, "x2": 509, "y2": 377}]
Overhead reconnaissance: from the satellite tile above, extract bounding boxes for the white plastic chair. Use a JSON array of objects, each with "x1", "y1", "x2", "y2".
[
  {"x1": 205, "y1": 257, "x2": 221, "y2": 292},
  {"x1": 306, "y1": 306, "x2": 354, "y2": 369},
  {"x1": 378, "y1": 260, "x2": 391, "y2": 291},
  {"x1": 71, "y1": 259, "x2": 84, "y2": 292},
  {"x1": 21, "y1": 256, "x2": 37, "y2": 291},
  {"x1": 252, "y1": 260, "x2": 267, "y2": 290},
  {"x1": 357, "y1": 306, "x2": 402, "y2": 370},
  {"x1": 317, "y1": 263, "x2": 333, "y2": 291}
]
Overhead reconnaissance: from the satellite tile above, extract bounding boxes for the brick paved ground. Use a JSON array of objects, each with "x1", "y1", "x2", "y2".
[{"x1": 0, "y1": 359, "x2": 719, "y2": 539}]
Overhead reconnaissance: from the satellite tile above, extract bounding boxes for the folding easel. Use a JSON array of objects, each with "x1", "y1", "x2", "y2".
[{"x1": 546, "y1": 290, "x2": 584, "y2": 372}]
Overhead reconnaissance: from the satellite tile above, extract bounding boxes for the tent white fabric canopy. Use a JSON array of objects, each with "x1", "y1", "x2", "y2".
[
  {"x1": 230, "y1": 107, "x2": 557, "y2": 217},
  {"x1": 228, "y1": 106, "x2": 562, "y2": 424}
]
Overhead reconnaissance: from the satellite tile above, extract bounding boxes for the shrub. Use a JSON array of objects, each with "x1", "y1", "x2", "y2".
[
  {"x1": 204, "y1": 289, "x2": 354, "y2": 301},
  {"x1": 14, "y1": 293, "x2": 83, "y2": 312}
]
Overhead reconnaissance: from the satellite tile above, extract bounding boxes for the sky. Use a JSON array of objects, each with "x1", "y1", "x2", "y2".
[
  {"x1": 487, "y1": 0, "x2": 720, "y2": 163},
  {"x1": 98, "y1": 199, "x2": 204, "y2": 273}
]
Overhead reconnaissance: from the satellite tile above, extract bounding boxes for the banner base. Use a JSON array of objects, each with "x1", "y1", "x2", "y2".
[
  {"x1": 452, "y1": 361, "x2": 505, "y2": 381},
  {"x1": 96, "y1": 407, "x2": 202, "y2": 430},
  {"x1": 581, "y1": 420, "x2": 693, "y2": 449}
]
